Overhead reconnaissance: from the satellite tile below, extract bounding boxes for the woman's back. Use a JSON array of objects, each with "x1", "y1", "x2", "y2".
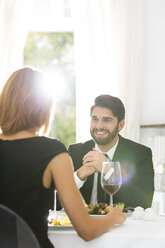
[{"x1": 0, "y1": 136, "x2": 67, "y2": 248}]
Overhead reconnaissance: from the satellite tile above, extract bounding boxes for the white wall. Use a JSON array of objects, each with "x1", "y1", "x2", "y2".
[
  {"x1": 139, "y1": 2, "x2": 165, "y2": 207},
  {"x1": 140, "y1": 0, "x2": 165, "y2": 125}
]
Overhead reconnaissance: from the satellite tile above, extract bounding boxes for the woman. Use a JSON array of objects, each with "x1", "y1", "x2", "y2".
[{"x1": 0, "y1": 67, "x2": 126, "y2": 247}]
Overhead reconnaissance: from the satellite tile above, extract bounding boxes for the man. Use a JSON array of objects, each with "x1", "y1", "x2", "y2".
[{"x1": 68, "y1": 94, "x2": 154, "y2": 209}]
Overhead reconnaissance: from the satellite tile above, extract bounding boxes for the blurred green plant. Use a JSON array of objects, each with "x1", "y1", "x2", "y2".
[{"x1": 24, "y1": 32, "x2": 76, "y2": 147}]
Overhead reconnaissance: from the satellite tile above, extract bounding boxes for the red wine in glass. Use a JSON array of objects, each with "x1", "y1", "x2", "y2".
[
  {"x1": 101, "y1": 161, "x2": 122, "y2": 210},
  {"x1": 103, "y1": 183, "x2": 120, "y2": 195}
]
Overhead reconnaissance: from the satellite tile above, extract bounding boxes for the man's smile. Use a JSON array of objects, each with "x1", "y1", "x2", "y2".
[{"x1": 93, "y1": 129, "x2": 109, "y2": 136}]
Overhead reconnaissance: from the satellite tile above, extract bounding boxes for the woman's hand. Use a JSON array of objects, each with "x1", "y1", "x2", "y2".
[{"x1": 108, "y1": 207, "x2": 126, "y2": 224}]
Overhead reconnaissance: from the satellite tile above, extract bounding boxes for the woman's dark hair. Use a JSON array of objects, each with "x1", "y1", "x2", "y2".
[{"x1": 90, "y1": 94, "x2": 125, "y2": 122}]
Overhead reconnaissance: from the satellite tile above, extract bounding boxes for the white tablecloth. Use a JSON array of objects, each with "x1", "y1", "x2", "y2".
[{"x1": 48, "y1": 215, "x2": 165, "y2": 248}]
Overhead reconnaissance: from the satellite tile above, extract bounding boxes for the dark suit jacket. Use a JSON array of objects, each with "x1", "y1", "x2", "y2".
[{"x1": 68, "y1": 135, "x2": 155, "y2": 209}]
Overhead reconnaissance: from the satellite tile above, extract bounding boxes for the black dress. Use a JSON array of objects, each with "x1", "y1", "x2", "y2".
[{"x1": 0, "y1": 136, "x2": 68, "y2": 248}]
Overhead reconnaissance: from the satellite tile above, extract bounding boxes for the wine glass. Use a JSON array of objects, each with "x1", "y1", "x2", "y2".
[{"x1": 101, "y1": 161, "x2": 122, "y2": 210}]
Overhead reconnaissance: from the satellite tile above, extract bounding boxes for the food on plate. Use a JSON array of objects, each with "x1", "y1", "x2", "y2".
[
  {"x1": 59, "y1": 216, "x2": 72, "y2": 226},
  {"x1": 49, "y1": 202, "x2": 125, "y2": 226},
  {"x1": 104, "y1": 205, "x2": 110, "y2": 213},
  {"x1": 113, "y1": 202, "x2": 125, "y2": 209},
  {"x1": 85, "y1": 202, "x2": 108, "y2": 215},
  {"x1": 49, "y1": 215, "x2": 72, "y2": 226},
  {"x1": 85, "y1": 203, "x2": 109, "y2": 215},
  {"x1": 85, "y1": 202, "x2": 125, "y2": 215},
  {"x1": 49, "y1": 216, "x2": 60, "y2": 225}
]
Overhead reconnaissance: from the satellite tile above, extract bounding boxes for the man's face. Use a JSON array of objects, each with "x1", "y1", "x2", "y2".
[{"x1": 90, "y1": 106, "x2": 124, "y2": 147}]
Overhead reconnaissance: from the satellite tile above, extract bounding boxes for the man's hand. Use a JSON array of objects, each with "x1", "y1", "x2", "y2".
[
  {"x1": 82, "y1": 148, "x2": 107, "y2": 173},
  {"x1": 77, "y1": 165, "x2": 96, "y2": 181}
]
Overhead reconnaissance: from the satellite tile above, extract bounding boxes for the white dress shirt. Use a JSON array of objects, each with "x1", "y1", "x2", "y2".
[{"x1": 74, "y1": 139, "x2": 119, "y2": 204}]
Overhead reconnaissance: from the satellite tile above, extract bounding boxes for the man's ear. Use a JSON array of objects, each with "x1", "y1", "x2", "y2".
[{"x1": 118, "y1": 119, "x2": 125, "y2": 132}]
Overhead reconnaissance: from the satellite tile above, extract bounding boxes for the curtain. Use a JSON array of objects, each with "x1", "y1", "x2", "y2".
[
  {"x1": 71, "y1": 0, "x2": 145, "y2": 143},
  {"x1": 111, "y1": 0, "x2": 145, "y2": 142},
  {"x1": 0, "y1": 0, "x2": 35, "y2": 91}
]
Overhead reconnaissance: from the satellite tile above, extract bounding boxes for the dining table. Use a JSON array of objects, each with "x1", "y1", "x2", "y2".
[{"x1": 48, "y1": 211, "x2": 165, "y2": 248}]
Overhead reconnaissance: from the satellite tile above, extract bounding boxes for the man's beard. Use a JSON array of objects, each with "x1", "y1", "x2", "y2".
[{"x1": 90, "y1": 125, "x2": 119, "y2": 146}]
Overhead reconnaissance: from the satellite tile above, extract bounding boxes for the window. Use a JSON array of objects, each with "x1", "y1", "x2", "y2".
[{"x1": 23, "y1": 0, "x2": 76, "y2": 147}]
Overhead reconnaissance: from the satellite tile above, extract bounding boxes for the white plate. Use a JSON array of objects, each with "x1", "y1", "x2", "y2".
[
  {"x1": 48, "y1": 224, "x2": 73, "y2": 230},
  {"x1": 48, "y1": 210, "x2": 72, "y2": 229},
  {"x1": 90, "y1": 214, "x2": 105, "y2": 217}
]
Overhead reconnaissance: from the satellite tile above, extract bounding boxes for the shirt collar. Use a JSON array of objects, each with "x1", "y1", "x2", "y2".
[{"x1": 95, "y1": 138, "x2": 119, "y2": 160}]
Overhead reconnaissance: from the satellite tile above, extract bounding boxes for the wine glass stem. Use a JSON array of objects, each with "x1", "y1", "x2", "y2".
[{"x1": 110, "y1": 194, "x2": 113, "y2": 210}]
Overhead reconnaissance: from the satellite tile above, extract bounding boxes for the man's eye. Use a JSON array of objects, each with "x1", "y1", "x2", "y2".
[
  {"x1": 104, "y1": 118, "x2": 111, "y2": 122},
  {"x1": 91, "y1": 117, "x2": 97, "y2": 121}
]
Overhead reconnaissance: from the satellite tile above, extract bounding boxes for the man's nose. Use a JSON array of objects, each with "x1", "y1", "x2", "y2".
[{"x1": 96, "y1": 120, "x2": 104, "y2": 129}]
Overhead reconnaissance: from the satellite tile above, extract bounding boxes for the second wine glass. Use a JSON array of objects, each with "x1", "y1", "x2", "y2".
[{"x1": 101, "y1": 161, "x2": 122, "y2": 210}]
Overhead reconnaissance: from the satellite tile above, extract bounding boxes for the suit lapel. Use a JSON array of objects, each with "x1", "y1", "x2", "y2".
[
  {"x1": 80, "y1": 140, "x2": 95, "y2": 204},
  {"x1": 113, "y1": 135, "x2": 125, "y2": 161},
  {"x1": 83, "y1": 140, "x2": 95, "y2": 155}
]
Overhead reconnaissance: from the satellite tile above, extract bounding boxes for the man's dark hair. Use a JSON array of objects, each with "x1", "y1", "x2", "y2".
[{"x1": 90, "y1": 94, "x2": 125, "y2": 122}]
